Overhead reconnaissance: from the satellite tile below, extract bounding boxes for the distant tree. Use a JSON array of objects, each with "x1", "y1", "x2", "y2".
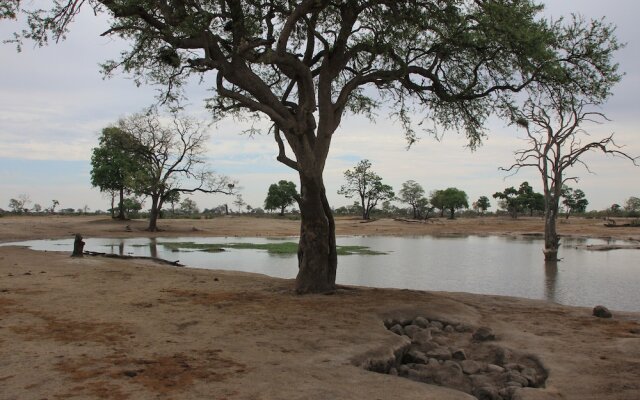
[
  {"x1": 166, "y1": 190, "x2": 181, "y2": 215},
  {"x1": 429, "y1": 190, "x2": 446, "y2": 218},
  {"x1": 32, "y1": 203, "x2": 42, "y2": 213},
  {"x1": 398, "y1": 180, "x2": 427, "y2": 219},
  {"x1": 264, "y1": 180, "x2": 299, "y2": 216},
  {"x1": 179, "y1": 198, "x2": 199, "y2": 215},
  {"x1": 338, "y1": 160, "x2": 394, "y2": 220},
  {"x1": 474, "y1": 196, "x2": 491, "y2": 215},
  {"x1": 122, "y1": 198, "x2": 142, "y2": 217},
  {"x1": 517, "y1": 182, "x2": 545, "y2": 216},
  {"x1": 117, "y1": 112, "x2": 235, "y2": 231},
  {"x1": 233, "y1": 195, "x2": 246, "y2": 213},
  {"x1": 561, "y1": 186, "x2": 588, "y2": 218},
  {"x1": 50, "y1": 199, "x2": 59, "y2": 213},
  {"x1": 624, "y1": 197, "x2": 640, "y2": 212},
  {"x1": 493, "y1": 187, "x2": 521, "y2": 218},
  {"x1": 439, "y1": 188, "x2": 469, "y2": 219},
  {"x1": 8, "y1": 194, "x2": 30, "y2": 214},
  {"x1": 91, "y1": 126, "x2": 142, "y2": 220},
  {"x1": 610, "y1": 204, "x2": 622, "y2": 215}
]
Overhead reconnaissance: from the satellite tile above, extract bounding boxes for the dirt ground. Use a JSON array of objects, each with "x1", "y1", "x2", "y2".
[{"x1": 1, "y1": 215, "x2": 639, "y2": 399}]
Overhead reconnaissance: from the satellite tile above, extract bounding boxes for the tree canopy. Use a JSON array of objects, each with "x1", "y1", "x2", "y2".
[
  {"x1": 264, "y1": 180, "x2": 299, "y2": 216},
  {"x1": 439, "y1": 187, "x2": 469, "y2": 219},
  {"x1": 398, "y1": 180, "x2": 428, "y2": 219},
  {"x1": 338, "y1": 160, "x2": 394, "y2": 220}
]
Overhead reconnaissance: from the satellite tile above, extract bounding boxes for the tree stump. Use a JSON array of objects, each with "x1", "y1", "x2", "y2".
[{"x1": 71, "y1": 233, "x2": 85, "y2": 257}]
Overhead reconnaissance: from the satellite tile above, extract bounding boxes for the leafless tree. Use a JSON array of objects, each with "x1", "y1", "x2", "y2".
[
  {"x1": 503, "y1": 91, "x2": 638, "y2": 261},
  {"x1": 119, "y1": 112, "x2": 235, "y2": 231}
]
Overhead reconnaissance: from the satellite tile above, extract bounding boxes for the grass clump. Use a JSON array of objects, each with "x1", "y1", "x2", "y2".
[{"x1": 161, "y1": 241, "x2": 385, "y2": 255}]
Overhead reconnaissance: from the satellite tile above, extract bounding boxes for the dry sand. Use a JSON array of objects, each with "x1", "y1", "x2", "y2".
[{"x1": 1, "y1": 215, "x2": 639, "y2": 399}]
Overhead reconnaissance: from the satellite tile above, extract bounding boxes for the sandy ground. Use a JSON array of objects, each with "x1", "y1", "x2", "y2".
[{"x1": 1, "y1": 215, "x2": 639, "y2": 400}]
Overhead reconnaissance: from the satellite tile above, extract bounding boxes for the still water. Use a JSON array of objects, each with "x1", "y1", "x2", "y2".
[{"x1": 4, "y1": 235, "x2": 639, "y2": 311}]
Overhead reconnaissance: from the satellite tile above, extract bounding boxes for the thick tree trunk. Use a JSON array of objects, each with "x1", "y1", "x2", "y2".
[
  {"x1": 116, "y1": 187, "x2": 126, "y2": 220},
  {"x1": 71, "y1": 233, "x2": 85, "y2": 257},
  {"x1": 543, "y1": 210, "x2": 560, "y2": 261},
  {"x1": 295, "y1": 175, "x2": 337, "y2": 294},
  {"x1": 148, "y1": 195, "x2": 160, "y2": 232}
]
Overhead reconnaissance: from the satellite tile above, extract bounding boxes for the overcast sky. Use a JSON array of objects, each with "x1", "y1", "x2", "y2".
[{"x1": 1, "y1": 1, "x2": 638, "y2": 213}]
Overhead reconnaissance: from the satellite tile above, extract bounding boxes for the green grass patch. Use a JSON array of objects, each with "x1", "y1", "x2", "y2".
[{"x1": 160, "y1": 241, "x2": 385, "y2": 255}]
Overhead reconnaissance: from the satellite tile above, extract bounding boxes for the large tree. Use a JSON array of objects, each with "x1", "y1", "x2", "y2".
[
  {"x1": 5, "y1": 1, "x2": 622, "y2": 293},
  {"x1": 338, "y1": 160, "x2": 394, "y2": 220},
  {"x1": 118, "y1": 112, "x2": 235, "y2": 231},
  {"x1": 264, "y1": 180, "x2": 299, "y2": 216},
  {"x1": 561, "y1": 186, "x2": 588, "y2": 219},
  {"x1": 504, "y1": 91, "x2": 637, "y2": 260}
]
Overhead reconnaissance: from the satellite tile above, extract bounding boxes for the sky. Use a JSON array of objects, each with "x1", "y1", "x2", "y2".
[{"x1": 0, "y1": 1, "x2": 638, "y2": 214}]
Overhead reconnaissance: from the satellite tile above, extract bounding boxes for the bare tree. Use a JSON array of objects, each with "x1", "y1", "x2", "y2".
[
  {"x1": 120, "y1": 112, "x2": 235, "y2": 231},
  {"x1": 503, "y1": 92, "x2": 638, "y2": 261}
]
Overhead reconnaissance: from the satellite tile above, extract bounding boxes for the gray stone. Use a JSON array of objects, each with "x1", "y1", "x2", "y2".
[
  {"x1": 505, "y1": 363, "x2": 524, "y2": 372},
  {"x1": 426, "y1": 346, "x2": 452, "y2": 360},
  {"x1": 444, "y1": 324, "x2": 455, "y2": 333},
  {"x1": 460, "y1": 360, "x2": 484, "y2": 375},
  {"x1": 403, "y1": 324, "x2": 423, "y2": 339},
  {"x1": 403, "y1": 348, "x2": 429, "y2": 364},
  {"x1": 452, "y1": 348, "x2": 467, "y2": 361},
  {"x1": 390, "y1": 324, "x2": 404, "y2": 336},
  {"x1": 499, "y1": 386, "x2": 520, "y2": 399},
  {"x1": 473, "y1": 385, "x2": 501, "y2": 400},
  {"x1": 412, "y1": 328, "x2": 432, "y2": 345},
  {"x1": 473, "y1": 326, "x2": 496, "y2": 341},
  {"x1": 455, "y1": 323, "x2": 474, "y2": 333},
  {"x1": 507, "y1": 371, "x2": 529, "y2": 387},
  {"x1": 593, "y1": 305, "x2": 612, "y2": 318},
  {"x1": 388, "y1": 367, "x2": 398, "y2": 376},
  {"x1": 469, "y1": 373, "x2": 494, "y2": 388},
  {"x1": 521, "y1": 367, "x2": 541, "y2": 387},
  {"x1": 432, "y1": 336, "x2": 449, "y2": 346},
  {"x1": 486, "y1": 364, "x2": 505, "y2": 373},
  {"x1": 414, "y1": 316, "x2": 430, "y2": 328},
  {"x1": 429, "y1": 320, "x2": 445, "y2": 330}
]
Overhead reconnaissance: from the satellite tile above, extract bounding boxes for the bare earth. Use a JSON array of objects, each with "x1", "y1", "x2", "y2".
[{"x1": 1, "y1": 215, "x2": 639, "y2": 400}]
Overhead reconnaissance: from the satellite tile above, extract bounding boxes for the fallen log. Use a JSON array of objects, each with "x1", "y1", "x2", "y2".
[{"x1": 83, "y1": 251, "x2": 184, "y2": 267}]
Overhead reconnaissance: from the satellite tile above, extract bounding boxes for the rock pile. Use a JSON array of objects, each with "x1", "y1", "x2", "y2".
[{"x1": 369, "y1": 316, "x2": 548, "y2": 400}]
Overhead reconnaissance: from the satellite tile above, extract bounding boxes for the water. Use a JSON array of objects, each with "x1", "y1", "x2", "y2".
[{"x1": 3, "y1": 235, "x2": 639, "y2": 311}]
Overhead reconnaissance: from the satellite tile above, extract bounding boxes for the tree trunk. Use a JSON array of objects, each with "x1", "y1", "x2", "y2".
[
  {"x1": 117, "y1": 187, "x2": 126, "y2": 220},
  {"x1": 295, "y1": 175, "x2": 337, "y2": 294},
  {"x1": 543, "y1": 193, "x2": 561, "y2": 262},
  {"x1": 148, "y1": 195, "x2": 160, "y2": 232},
  {"x1": 449, "y1": 208, "x2": 455, "y2": 219},
  {"x1": 71, "y1": 233, "x2": 85, "y2": 257}
]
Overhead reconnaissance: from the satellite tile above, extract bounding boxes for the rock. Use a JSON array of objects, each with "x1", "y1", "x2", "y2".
[
  {"x1": 403, "y1": 324, "x2": 422, "y2": 339},
  {"x1": 414, "y1": 316, "x2": 430, "y2": 328},
  {"x1": 593, "y1": 305, "x2": 612, "y2": 318},
  {"x1": 499, "y1": 386, "x2": 520, "y2": 399},
  {"x1": 460, "y1": 359, "x2": 484, "y2": 375},
  {"x1": 473, "y1": 327, "x2": 496, "y2": 341},
  {"x1": 426, "y1": 346, "x2": 452, "y2": 360},
  {"x1": 444, "y1": 324, "x2": 455, "y2": 333},
  {"x1": 473, "y1": 385, "x2": 501, "y2": 400},
  {"x1": 432, "y1": 336, "x2": 449, "y2": 346},
  {"x1": 452, "y1": 348, "x2": 467, "y2": 361},
  {"x1": 455, "y1": 323, "x2": 474, "y2": 333},
  {"x1": 429, "y1": 320, "x2": 445, "y2": 330},
  {"x1": 505, "y1": 363, "x2": 524, "y2": 372},
  {"x1": 403, "y1": 348, "x2": 429, "y2": 364},
  {"x1": 388, "y1": 367, "x2": 398, "y2": 376},
  {"x1": 507, "y1": 371, "x2": 529, "y2": 387},
  {"x1": 486, "y1": 364, "x2": 505, "y2": 373},
  {"x1": 512, "y1": 387, "x2": 565, "y2": 400},
  {"x1": 521, "y1": 367, "x2": 543, "y2": 387},
  {"x1": 390, "y1": 324, "x2": 404, "y2": 336},
  {"x1": 412, "y1": 328, "x2": 432, "y2": 345}
]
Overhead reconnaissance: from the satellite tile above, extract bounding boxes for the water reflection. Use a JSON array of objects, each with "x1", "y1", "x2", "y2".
[{"x1": 544, "y1": 261, "x2": 558, "y2": 304}]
